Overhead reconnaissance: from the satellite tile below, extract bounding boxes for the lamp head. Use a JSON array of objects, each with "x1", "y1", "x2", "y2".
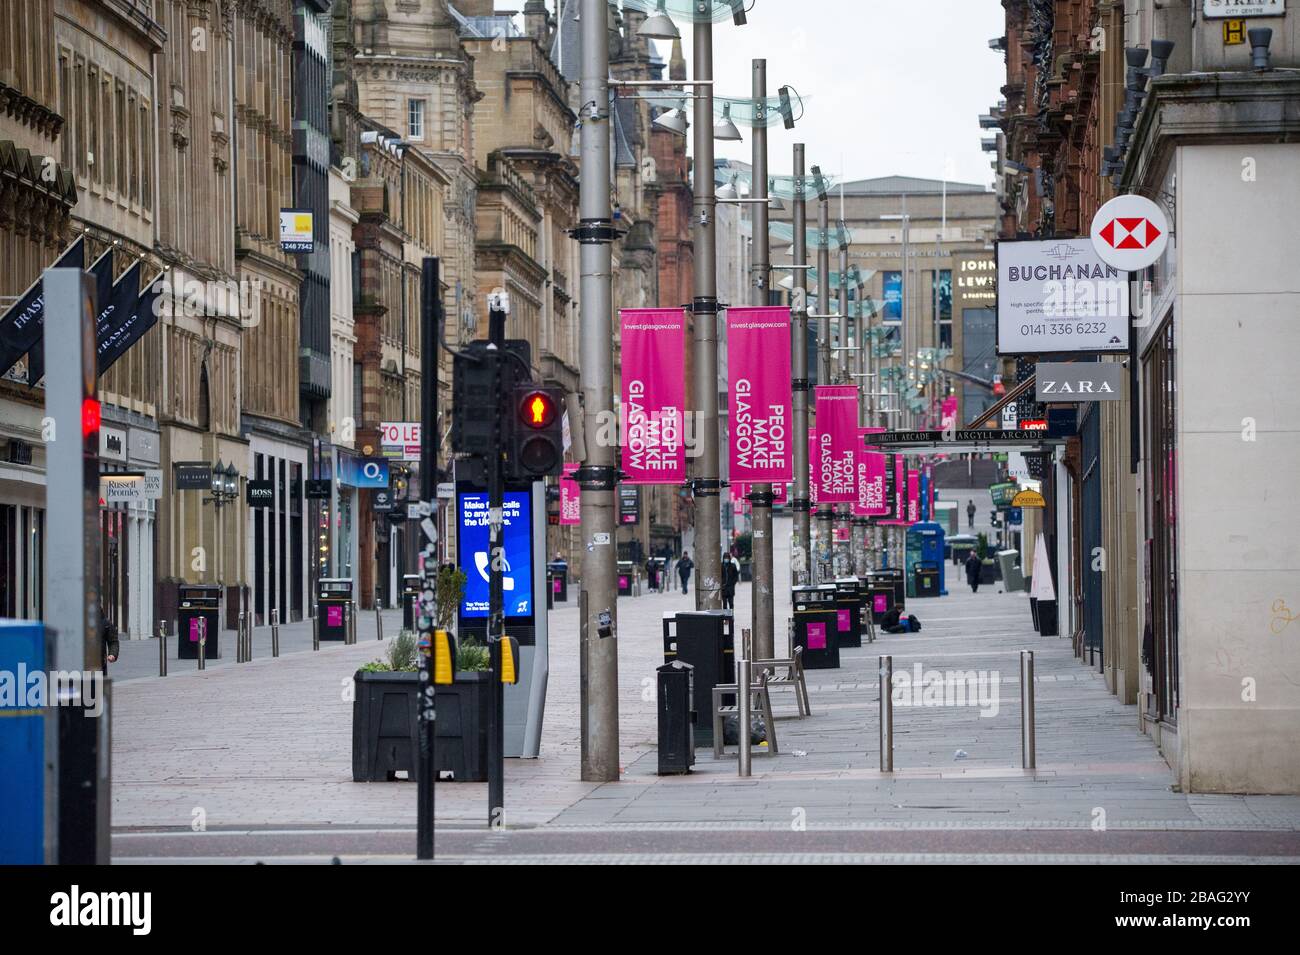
[{"x1": 638, "y1": 1, "x2": 680, "y2": 40}]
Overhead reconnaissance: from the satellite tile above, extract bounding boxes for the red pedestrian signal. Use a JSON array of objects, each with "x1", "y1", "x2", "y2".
[
  {"x1": 520, "y1": 390, "x2": 557, "y2": 429},
  {"x1": 506, "y1": 385, "x2": 565, "y2": 480},
  {"x1": 81, "y1": 397, "x2": 101, "y2": 439}
]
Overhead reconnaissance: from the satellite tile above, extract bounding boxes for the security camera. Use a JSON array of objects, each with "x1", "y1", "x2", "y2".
[{"x1": 488, "y1": 290, "x2": 510, "y2": 314}]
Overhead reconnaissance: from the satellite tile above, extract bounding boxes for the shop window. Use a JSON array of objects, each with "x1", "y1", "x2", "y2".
[{"x1": 1143, "y1": 315, "x2": 1178, "y2": 723}]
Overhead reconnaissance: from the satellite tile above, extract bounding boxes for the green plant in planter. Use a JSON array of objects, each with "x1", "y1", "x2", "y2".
[
  {"x1": 976, "y1": 532, "x2": 989, "y2": 560},
  {"x1": 359, "y1": 630, "x2": 419, "y2": 672},
  {"x1": 454, "y1": 635, "x2": 490, "y2": 673}
]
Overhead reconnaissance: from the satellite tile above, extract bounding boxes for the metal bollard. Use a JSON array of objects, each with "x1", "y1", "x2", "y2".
[
  {"x1": 347, "y1": 602, "x2": 356, "y2": 645},
  {"x1": 879, "y1": 654, "x2": 893, "y2": 772},
  {"x1": 738, "y1": 657, "x2": 752, "y2": 778},
  {"x1": 1021, "y1": 650, "x2": 1036, "y2": 770},
  {"x1": 237, "y1": 611, "x2": 246, "y2": 662},
  {"x1": 197, "y1": 617, "x2": 207, "y2": 671},
  {"x1": 245, "y1": 610, "x2": 253, "y2": 661},
  {"x1": 312, "y1": 610, "x2": 320, "y2": 651},
  {"x1": 271, "y1": 608, "x2": 280, "y2": 658},
  {"x1": 375, "y1": 601, "x2": 383, "y2": 643},
  {"x1": 158, "y1": 622, "x2": 168, "y2": 677}
]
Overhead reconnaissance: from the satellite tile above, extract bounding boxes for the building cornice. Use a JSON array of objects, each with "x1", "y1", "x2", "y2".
[{"x1": 1123, "y1": 71, "x2": 1300, "y2": 193}]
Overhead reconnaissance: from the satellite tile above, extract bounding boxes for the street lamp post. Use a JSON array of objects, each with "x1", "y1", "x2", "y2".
[
  {"x1": 814, "y1": 187, "x2": 832, "y2": 583},
  {"x1": 692, "y1": 11, "x2": 722, "y2": 611},
  {"x1": 790, "y1": 143, "x2": 811, "y2": 589},
  {"x1": 577, "y1": 0, "x2": 619, "y2": 783},
  {"x1": 748, "y1": 57, "x2": 775, "y2": 660}
]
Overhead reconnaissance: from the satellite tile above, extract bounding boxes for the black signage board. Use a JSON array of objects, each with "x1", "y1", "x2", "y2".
[
  {"x1": 883, "y1": 454, "x2": 897, "y2": 520},
  {"x1": 305, "y1": 478, "x2": 331, "y2": 500},
  {"x1": 372, "y1": 487, "x2": 394, "y2": 512},
  {"x1": 174, "y1": 461, "x2": 213, "y2": 491},
  {"x1": 246, "y1": 480, "x2": 274, "y2": 507},
  {"x1": 618, "y1": 485, "x2": 640, "y2": 525}
]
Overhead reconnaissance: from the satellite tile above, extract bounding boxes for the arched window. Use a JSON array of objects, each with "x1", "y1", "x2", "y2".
[{"x1": 198, "y1": 361, "x2": 211, "y2": 432}]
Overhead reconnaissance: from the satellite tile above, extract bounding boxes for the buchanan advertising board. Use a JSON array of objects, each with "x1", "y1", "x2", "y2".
[{"x1": 995, "y1": 238, "x2": 1129, "y2": 354}]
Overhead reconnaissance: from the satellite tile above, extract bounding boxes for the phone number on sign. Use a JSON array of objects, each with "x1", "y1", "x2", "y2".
[{"x1": 1019, "y1": 322, "x2": 1111, "y2": 337}]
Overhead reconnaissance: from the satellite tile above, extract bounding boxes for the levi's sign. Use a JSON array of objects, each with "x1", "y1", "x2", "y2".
[{"x1": 1035, "y1": 362, "x2": 1124, "y2": 401}]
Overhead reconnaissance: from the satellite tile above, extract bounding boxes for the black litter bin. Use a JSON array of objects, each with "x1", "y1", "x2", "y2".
[
  {"x1": 914, "y1": 562, "x2": 941, "y2": 598},
  {"x1": 791, "y1": 585, "x2": 840, "y2": 669},
  {"x1": 662, "y1": 610, "x2": 734, "y2": 748},
  {"x1": 177, "y1": 583, "x2": 221, "y2": 660},
  {"x1": 401, "y1": 574, "x2": 421, "y2": 630},
  {"x1": 617, "y1": 561, "x2": 635, "y2": 597},
  {"x1": 869, "y1": 569, "x2": 905, "y2": 612},
  {"x1": 548, "y1": 561, "x2": 569, "y2": 602},
  {"x1": 832, "y1": 578, "x2": 863, "y2": 649},
  {"x1": 656, "y1": 660, "x2": 695, "y2": 775},
  {"x1": 318, "y1": 578, "x2": 353, "y2": 641},
  {"x1": 1037, "y1": 599, "x2": 1059, "y2": 636}
]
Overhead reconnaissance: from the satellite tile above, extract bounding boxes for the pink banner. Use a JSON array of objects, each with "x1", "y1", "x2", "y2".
[
  {"x1": 808, "y1": 429, "x2": 818, "y2": 506},
  {"x1": 726, "y1": 306, "x2": 792, "y2": 483},
  {"x1": 560, "y1": 463, "x2": 581, "y2": 525},
  {"x1": 941, "y1": 396, "x2": 958, "y2": 431},
  {"x1": 813, "y1": 385, "x2": 858, "y2": 503},
  {"x1": 854, "y1": 427, "x2": 888, "y2": 517},
  {"x1": 881, "y1": 455, "x2": 907, "y2": 525},
  {"x1": 908, "y1": 469, "x2": 920, "y2": 523},
  {"x1": 620, "y1": 308, "x2": 686, "y2": 484}
]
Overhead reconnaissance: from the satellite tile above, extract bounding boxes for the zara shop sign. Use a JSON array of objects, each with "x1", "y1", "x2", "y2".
[{"x1": 1034, "y1": 362, "x2": 1124, "y2": 402}]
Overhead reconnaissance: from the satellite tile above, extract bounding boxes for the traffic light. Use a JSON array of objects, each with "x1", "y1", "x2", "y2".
[
  {"x1": 505, "y1": 385, "x2": 564, "y2": 480},
  {"x1": 452, "y1": 342, "x2": 501, "y2": 456}
]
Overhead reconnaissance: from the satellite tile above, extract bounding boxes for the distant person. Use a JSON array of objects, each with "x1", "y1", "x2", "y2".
[
  {"x1": 720, "y1": 552, "x2": 740, "y2": 610},
  {"x1": 100, "y1": 603, "x2": 119, "y2": 669},
  {"x1": 967, "y1": 500, "x2": 976, "y2": 528},
  {"x1": 645, "y1": 556, "x2": 659, "y2": 593},
  {"x1": 677, "y1": 551, "x2": 694, "y2": 595},
  {"x1": 965, "y1": 550, "x2": 983, "y2": 593},
  {"x1": 882, "y1": 603, "x2": 921, "y2": 634}
]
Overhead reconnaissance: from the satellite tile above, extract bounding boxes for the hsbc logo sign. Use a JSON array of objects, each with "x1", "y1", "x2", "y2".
[
  {"x1": 1090, "y1": 194, "x2": 1169, "y2": 271},
  {"x1": 1096, "y1": 216, "x2": 1161, "y2": 251}
]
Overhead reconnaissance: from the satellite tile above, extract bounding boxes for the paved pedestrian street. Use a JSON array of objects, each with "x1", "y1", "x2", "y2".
[{"x1": 110, "y1": 516, "x2": 1300, "y2": 863}]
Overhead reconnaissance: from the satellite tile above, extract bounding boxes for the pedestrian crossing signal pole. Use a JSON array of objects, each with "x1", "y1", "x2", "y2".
[
  {"x1": 486, "y1": 297, "x2": 508, "y2": 828},
  {"x1": 416, "y1": 257, "x2": 442, "y2": 860}
]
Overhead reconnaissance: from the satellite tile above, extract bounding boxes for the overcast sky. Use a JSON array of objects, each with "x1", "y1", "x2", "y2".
[{"x1": 655, "y1": 0, "x2": 1006, "y2": 187}]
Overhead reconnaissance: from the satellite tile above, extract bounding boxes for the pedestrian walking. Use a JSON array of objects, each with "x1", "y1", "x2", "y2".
[
  {"x1": 677, "y1": 551, "x2": 694, "y2": 595},
  {"x1": 967, "y1": 499, "x2": 976, "y2": 529},
  {"x1": 965, "y1": 550, "x2": 983, "y2": 594},
  {"x1": 720, "y1": 552, "x2": 740, "y2": 610},
  {"x1": 100, "y1": 603, "x2": 119, "y2": 669},
  {"x1": 645, "y1": 556, "x2": 659, "y2": 593}
]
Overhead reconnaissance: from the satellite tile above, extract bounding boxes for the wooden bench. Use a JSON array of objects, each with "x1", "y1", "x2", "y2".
[
  {"x1": 711, "y1": 669, "x2": 778, "y2": 760},
  {"x1": 753, "y1": 645, "x2": 811, "y2": 718}
]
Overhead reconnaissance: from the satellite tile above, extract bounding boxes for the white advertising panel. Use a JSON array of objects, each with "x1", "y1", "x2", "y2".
[{"x1": 996, "y1": 239, "x2": 1129, "y2": 354}]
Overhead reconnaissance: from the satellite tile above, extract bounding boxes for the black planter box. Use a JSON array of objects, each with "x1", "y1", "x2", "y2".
[
  {"x1": 352, "y1": 670, "x2": 491, "y2": 783},
  {"x1": 979, "y1": 560, "x2": 1002, "y2": 584}
]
